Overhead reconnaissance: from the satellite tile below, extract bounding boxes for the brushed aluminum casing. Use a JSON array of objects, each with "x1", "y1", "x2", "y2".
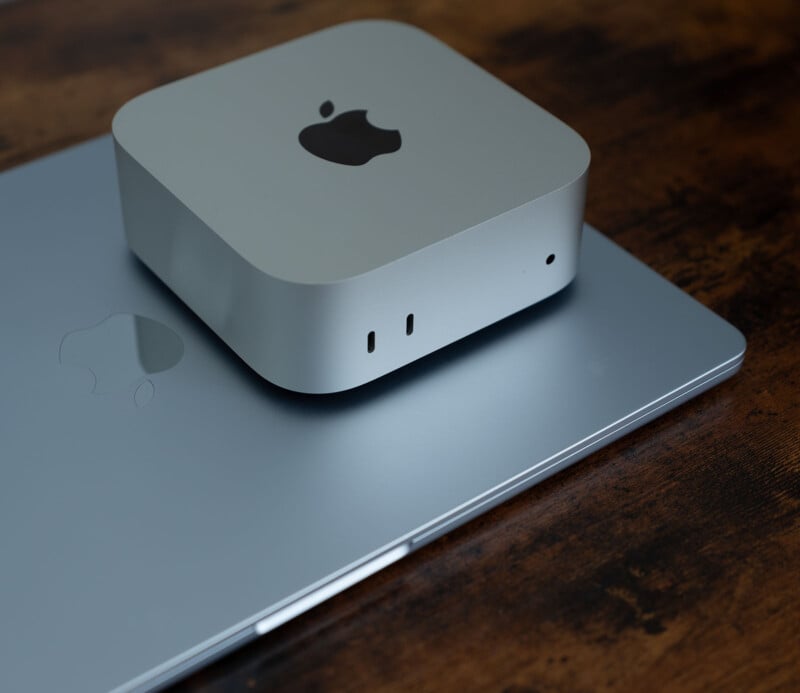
[
  {"x1": 0, "y1": 136, "x2": 744, "y2": 693},
  {"x1": 113, "y1": 20, "x2": 590, "y2": 392}
]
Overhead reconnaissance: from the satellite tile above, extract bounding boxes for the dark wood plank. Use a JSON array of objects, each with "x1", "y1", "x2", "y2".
[{"x1": 1, "y1": 1, "x2": 798, "y2": 691}]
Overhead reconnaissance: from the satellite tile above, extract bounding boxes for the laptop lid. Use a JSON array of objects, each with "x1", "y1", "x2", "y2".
[{"x1": 0, "y1": 137, "x2": 744, "y2": 692}]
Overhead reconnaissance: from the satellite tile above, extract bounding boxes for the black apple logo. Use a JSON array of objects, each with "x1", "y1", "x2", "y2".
[
  {"x1": 59, "y1": 313, "x2": 184, "y2": 407},
  {"x1": 298, "y1": 100, "x2": 402, "y2": 165}
]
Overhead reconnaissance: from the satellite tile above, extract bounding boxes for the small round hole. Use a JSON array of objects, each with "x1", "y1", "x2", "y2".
[{"x1": 546, "y1": 254, "x2": 555, "y2": 265}]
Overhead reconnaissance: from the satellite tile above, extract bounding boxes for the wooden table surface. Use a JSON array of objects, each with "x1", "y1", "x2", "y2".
[{"x1": 2, "y1": 1, "x2": 798, "y2": 691}]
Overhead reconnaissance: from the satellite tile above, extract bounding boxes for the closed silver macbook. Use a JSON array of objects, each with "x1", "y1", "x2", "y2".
[{"x1": 0, "y1": 137, "x2": 744, "y2": 692}]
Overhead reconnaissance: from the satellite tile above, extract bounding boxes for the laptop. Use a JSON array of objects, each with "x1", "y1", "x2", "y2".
[{"x1": 0, "y1": 136, "x2": 745, "y2": 692}]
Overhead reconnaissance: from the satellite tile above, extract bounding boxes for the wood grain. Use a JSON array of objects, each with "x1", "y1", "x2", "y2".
[{"x1": 1, "y1": 1, "x2": 798, "y2": 691}]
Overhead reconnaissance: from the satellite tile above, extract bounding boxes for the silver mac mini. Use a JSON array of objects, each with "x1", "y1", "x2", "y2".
[{"x1": 112, "y1": 20, "x2": 590, "y2": 393}]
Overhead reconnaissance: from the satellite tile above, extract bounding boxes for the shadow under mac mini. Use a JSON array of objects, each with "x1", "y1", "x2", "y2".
[{"x1": 127, "y1": 252, "x2": 577, "y2": 415}]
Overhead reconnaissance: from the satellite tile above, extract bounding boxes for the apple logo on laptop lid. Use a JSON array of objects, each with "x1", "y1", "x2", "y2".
[
  {"x1": 298, "y1": 100, "x2": 401, "y2": 166},
  {"x1": 59, "y1": 313, "x2": 183, "y2": 407}
]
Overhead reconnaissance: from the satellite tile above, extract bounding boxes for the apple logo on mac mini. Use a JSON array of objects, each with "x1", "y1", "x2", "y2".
[
  {"x1": 59, "y1": 313, "x2": 184, "y2": 407},
  {"x1": 299, "y1": 100, "x2": 402, "y2": 165}
]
